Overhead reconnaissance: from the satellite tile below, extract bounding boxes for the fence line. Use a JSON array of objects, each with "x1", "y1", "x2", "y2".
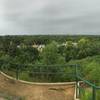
[{"x1": 0, "y1": 60, "x2": 100, "y2": 100}]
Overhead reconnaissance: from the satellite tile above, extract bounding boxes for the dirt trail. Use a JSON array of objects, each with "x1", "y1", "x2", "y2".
[{"x1": 0, "y1": 72, "x2": 75, "y2": 100}]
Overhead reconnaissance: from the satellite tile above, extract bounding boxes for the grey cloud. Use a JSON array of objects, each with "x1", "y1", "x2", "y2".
[{"x1": 0, "y1": 0, "x2": 100, "y2": 35}]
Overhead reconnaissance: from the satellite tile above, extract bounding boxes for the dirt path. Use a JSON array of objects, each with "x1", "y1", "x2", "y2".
[{"x1": 0, "y1": 73, "x2": 75, "y2": 100}]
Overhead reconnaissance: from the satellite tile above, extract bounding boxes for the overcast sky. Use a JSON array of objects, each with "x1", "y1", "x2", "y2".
[{"x1": 0, "y1": 0, "x2": 100, "y2": 35}]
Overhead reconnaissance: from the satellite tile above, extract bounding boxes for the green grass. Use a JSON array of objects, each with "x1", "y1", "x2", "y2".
[{"x1": 80, "y1": 88, "x2": 100, "y2": 100}]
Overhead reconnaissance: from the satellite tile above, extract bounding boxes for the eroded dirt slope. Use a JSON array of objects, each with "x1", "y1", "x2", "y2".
[{"x1": 0, "y1": 72, "x2": 75, "y2": 100}]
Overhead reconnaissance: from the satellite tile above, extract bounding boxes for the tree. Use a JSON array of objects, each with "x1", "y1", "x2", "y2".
[
  {"x1": 77, "y1": 38, "x2": 91, "y2": 59},
  {"x1": 17, "y1": 47, "x2": 39, "y2": 64},
  {"x1": 41, "y1": 41, "x2": 65, "y2": 64},
  {"x1": 58, "y1": 45, "x2": 66, "y2": 56},
  {"x1": 85, "y1": 61, "x2": 100, "y2": 84},
  {"x1": 65, "y1": 41, "x2": 78, "y2": 61}
]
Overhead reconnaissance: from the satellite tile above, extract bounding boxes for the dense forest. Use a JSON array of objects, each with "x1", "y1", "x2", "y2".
[{"x1": 0, "y1": 35, "x2": 100, "y2": 84}]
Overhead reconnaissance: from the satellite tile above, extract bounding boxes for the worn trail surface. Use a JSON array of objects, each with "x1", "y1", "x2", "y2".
[{"x1": 0, "y1": 73, "x2": 75, "y2": 100}]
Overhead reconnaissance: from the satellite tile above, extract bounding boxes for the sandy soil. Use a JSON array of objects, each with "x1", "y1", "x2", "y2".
[{"x1": 0, "y1": 73, "x2": 75, "y2": 100}]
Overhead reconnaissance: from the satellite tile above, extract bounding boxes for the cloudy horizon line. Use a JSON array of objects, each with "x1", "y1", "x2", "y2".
[{"x1": 0, "y1": 32, "x2": 100, "y2": 36}]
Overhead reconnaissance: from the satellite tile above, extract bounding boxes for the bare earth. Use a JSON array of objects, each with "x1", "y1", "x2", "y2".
[{"x1": 0, "y1": 73, "x2": 75, "y2": 100}]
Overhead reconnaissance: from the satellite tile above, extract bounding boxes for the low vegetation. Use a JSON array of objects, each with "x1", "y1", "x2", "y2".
[
  {"x1": 0, "y1": 35, "x2": 100, "y2": 82},
  {"x1": 0, "y1": 35, "x2": 100, "y2": 99}
]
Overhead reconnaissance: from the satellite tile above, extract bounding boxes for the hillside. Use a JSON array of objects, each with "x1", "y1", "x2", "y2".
[{"x1": 68, "y1": 55, "x2": 100, "y2": 85}]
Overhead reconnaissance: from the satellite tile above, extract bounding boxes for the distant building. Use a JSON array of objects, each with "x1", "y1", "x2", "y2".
[
  {"x1": 58, "y1": 42, "x2": 78, "y2": 47},
  {"x1": 32, "y1": 44, "x2": 45, "y2": 52}
]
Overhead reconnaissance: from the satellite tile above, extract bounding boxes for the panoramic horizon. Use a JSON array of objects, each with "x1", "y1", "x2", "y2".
[
  {"x1": 0, "y1": 33, "x2": 100, "y2": 36},
  {"x1": 0, "y1": 1, "x2": 100, "y2": 99},
  {"x1": 0, "y1": 0, "x2": 100, "y2": 35}
]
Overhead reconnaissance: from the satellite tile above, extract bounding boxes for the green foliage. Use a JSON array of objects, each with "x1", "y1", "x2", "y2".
[
  {"x1": 0, "y1": 35, "x2": 100, "y2": 83},
  {"x1": 18, "y1": 47, "x2": 39, "y2": 63},
  {"x1": 96, "y1": 90, "x2": 100, "y2": 100},
  {"x1": 58, "y1": 45, "x2": 66, "y2": 56},
  {"x1": 81, "y1": 89, "x2": 100, "y2": 100},
  {"x1": 65, "y1": 41, "x2": 78, "y2": 61},
  {"x1": 41, "y1": 41, "x2": 65, "y2": 64},
  {"x1": 85, "y1": 61, "x2": 100, "y2": 83},
  {"x1": 77, "y1": 38, "x2": 91, "y2": 58},
  {"x1": 81, "y1": 90, "x2": 92, "y2": 100},
  {"x1": 68, "y1": 55, "x2": 100, "y2": 85}
]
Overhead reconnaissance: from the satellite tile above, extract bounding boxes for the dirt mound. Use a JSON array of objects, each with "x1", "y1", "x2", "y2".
[{"x1": 0, "y1": 72, "x2": 75, "y2": 100}]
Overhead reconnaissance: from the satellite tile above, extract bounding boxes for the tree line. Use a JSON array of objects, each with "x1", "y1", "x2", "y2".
[{"x1": 0, "y1": 35, "x2": 100, "y2": 82}]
